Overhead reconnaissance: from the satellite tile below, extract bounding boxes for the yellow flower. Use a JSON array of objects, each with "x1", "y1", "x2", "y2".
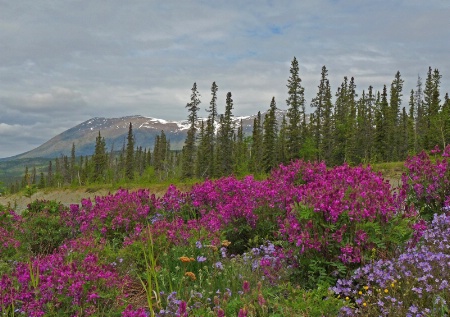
[
  {"x1": 363, "y1": 302, "x2": 367, "y2": 307},
  {"x1": 391, "y1": 283, "x2": 395, "y2": 288},
  {"x1": 358, "y1": 291, "x2": 363, "y2": 295},
  {"x1": 185, "y1": 272, "x2": 196, "y2": 281},
  {"x1": 363, "y1": 286, "x2": 369, "y2": 291},
  {"x1": 345, "y1": 297, "x2": 350, "y2": 301},
  {"x1": 179, "y1": 256, "x2": 191, "y2": 263},
  {"x1": 221, "y1": 240, "x2": 232, "y2": 247},
  {"x1": 384, "y1": 289, "x2": 388, "y2": 294}
]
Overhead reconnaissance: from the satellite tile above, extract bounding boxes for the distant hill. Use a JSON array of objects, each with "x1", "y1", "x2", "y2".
[
  {"x1": 0, "y1": 110, "x2": 298, "y2": 184},
  {"x1": 1, "y1": 110, "x2": 291, "y2": 163}
]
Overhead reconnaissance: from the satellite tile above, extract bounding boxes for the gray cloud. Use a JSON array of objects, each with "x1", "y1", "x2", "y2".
[{"x1": 0, "y1": 0, "x2": 449, "y2": 157}]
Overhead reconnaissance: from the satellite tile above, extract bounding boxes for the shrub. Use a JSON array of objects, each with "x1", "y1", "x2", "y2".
[
  {"x1": 402, "y1": 145, "x2": 450, "y2": 220},
  {"x1": 19, "y1": 200, "x2": 73, "y2": 255},
  {"x1": 332, "y1": 213, "x2": 450, "y2": 316}
]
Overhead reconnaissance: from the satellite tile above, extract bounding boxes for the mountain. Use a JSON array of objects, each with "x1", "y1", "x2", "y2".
[{"x1": 1, "y1": 110, "x2": 289, "y2": 162}]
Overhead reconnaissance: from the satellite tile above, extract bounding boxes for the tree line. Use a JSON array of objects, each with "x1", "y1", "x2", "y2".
[{"x1": 10, "y1": 57, "x2": 450, "y2": 193}]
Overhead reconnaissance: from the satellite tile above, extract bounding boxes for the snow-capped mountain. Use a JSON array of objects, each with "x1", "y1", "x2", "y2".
[{"x1": 3, "y1": 110, "x2": 288, "y2": 160}]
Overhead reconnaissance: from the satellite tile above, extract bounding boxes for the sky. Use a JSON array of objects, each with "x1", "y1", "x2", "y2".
[{"x1": 0, "y1": 0, "x2": 449, "y2": 158}]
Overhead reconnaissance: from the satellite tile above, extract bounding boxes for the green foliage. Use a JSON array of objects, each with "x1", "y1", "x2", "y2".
[
  {"x1": 288, "y1": 202, "x2": 415, "y2": 288},
  {"x1": 18, "y1": 200, "x2": 73, "y2": 255}
]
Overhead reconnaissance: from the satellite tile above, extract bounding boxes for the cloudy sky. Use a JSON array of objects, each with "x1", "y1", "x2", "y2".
[{"x1": 0, "y1": 1, "x2": 449, "y2": 158}]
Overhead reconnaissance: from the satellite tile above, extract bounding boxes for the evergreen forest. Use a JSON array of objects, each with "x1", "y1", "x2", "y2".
[{"x1": 9, "y1": 57, "x2": 450, "y2": 193}]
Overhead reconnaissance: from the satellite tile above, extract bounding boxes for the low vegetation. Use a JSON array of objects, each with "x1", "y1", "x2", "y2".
[{"x1": 0, "y1": 146, "x2": 449, "y2": 316}]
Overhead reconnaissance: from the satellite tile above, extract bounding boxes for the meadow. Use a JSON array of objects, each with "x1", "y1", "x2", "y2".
[{"x1": 1, "y1": 146, "x2": 449, "y2": 317}]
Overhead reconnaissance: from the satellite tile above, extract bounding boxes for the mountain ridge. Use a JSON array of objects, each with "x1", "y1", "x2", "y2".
[{"x1": 1, "y1": 110, "x2": 288, "y2": 161}]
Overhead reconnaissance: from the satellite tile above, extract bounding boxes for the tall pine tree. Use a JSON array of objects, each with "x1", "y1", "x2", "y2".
[
  {"x1": 263, "y1": 97, "x2": 278, "y2": 172},
  {"x1": 125, "y1": 122, "x2": 135, "y2": 180},
  {"x1": 286, "y1": 57, "x2": 305, "y2": 160},
  {"x1": 182, "y1": 82, "x2": 201, "y2": 179}
]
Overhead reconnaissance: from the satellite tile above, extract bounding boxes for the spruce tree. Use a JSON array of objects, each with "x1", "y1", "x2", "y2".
[
  {"x1": 92, "y1": 131, "x2": 107, "y2": 182},
  {"x1": 125, "y1": 122, "x2": 135, "y2": 180},
  {"x1": 332, "y1": 77, "x2": 349, "y2": 165},
  {"x1": 424, "y1": 68, "x2": 442, "y2": 148},
  {"x1": 407, "y1": 89, "x2": 418, "y2": 154},
  {"x1": 47, "y1": 161, "x2": 53, "y2": 187},
  {"x1": 311, "y1": 66, "x2": 333, "y2": 161},
  {"x1": 182, "y1": 82, "x2": 201, "y2": 179},
  {"x1": 442, "y1": 93, "x2": 450, "y2": 147},
  {"x1": 205, "y1": 82, "x2": 218, "y2": 178},
  {"x1": 276, "y1": 115, "x2": 288, "y2": 164},
  {"x1": 195, "y1": 120, "x2": 209, "y2": 178},
  {"x1": 415, "y1": 75, "x2": 426, "y2": 151},
  {"x1": 217, "y1": 92, "x2": 235, "y2": 176},
  {"x1": 233, "y1": 120, "x2": 249, "y2": 176},
  {"x1": 374, "y1": 87, "x2": 389, "y2": 162},
  {"x1": 70, "y1": 143, "x2": 76, "y2": 183},
  {"x1": 286, "y1": 57, "x2": 305, "y2": 160},
  {"x1": 250, "y1": 111, "x2": 263, "y2": 174},
  {"x1": 263, "y1": 97, "x2": 278, "y2": 172},
  {"x1": 388, "y1": 71, "x2": 404, "y2": 161}
]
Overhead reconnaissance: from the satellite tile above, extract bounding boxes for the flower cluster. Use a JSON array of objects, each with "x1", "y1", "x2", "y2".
[
  {"x1": 402, "y1": 145, "x2": 450, "y2": 220},
  {"x1": 332, "y1": 212, "x2": 450, "y2": 316}
]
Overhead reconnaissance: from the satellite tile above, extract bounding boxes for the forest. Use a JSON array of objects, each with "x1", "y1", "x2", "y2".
[{"x1": 9, "y1": 57, "x2": 450, "y2": 193}]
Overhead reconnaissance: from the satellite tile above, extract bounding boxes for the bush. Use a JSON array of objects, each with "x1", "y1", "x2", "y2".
[{"x1": 18, "y1": 200, "x2": 73, "y2": 255}]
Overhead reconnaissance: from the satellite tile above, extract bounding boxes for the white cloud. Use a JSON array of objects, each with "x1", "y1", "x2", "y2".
[{"x1": 0, "y1": 0, "x2": 449, "y2": 157}]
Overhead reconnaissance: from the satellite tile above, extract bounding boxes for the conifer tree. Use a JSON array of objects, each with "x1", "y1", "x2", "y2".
[
  {"x1": 233, "y1": 120, "x2": 248, "y2": 176},
  {"x1": 195, "y1": 120, "x2": 209, "y2": 178},
  {"x1": 250, "y1": 111, "x2": 263, "y2": 173},
  {"x1": 276, "y1": 115, "x2": 288, "y2": 164},
  {"x1": 407, "y1": 89, "x2": 417, "y2": 154},
  {"x1": 286, "y1": 57, "x2": 305, "y2": 160},
  {"x1": 125, "y1": 122, "x2": 135, "y2": 180},
  {"x1": 205, "y1": 82, "x2": 218, "y2": 178},
  {"x1": 92, "y1": 131, "x2": 107, "y2": 182},
  {"x1": 375, "y1": 86, "x2": 389, "y2": 161},
  {"x1": 70, "y1": 143, "x2": 76, "y2": 183},
  {"x1": 388, "y1": 71, "x2": 404, "y2": 161},
  {"x1": 424, "y1": 68, "x2": 442, "y2": 148},
  {"x1": 263, "y1": 97, "x2": 278, "y2": 172},
  {"x1": 38, "y1": 172, "x2": 45, "y2": 189},
  {"x1": 47, "y1": 161, "x2": 53, "y2": 187},
  {"x1": 217, "y1": 92, "x2": 235, "y2": 176},
  {"x1": 398, "y1": 107, "x2": 409, "y2": 160},
  {"x1": 442, "y1": 93, "x2": 450, "y2": 147},
  {"x1": 182, "y1": 82, "x2": 201, "y2": 179},
  {"x1": 415, "y1": 75, "x2": 426, "y2": 151},
  {"x1": 31, "y1": 167, "x2": 36, "y2": 185},
  {"x1": 311, "y1": 66, "x2": 333, "y2": 161},
  {"x1": 332, "y1": 77, "x2": 349, "y2": 165}
]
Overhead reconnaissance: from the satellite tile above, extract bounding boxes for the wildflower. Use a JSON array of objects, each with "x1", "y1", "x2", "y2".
[
  {"x1": 258, "y1": 293, "x2": 266, "y2": 306},
  {"x1": 384, "y1": 289, "x2": 388, "y2": 294},
  {"x1": 222, "y1": 240, "x2": 232, "y2": 247},
  {"x1": 243, "y1": 280, "x2": 250, "y2": 293},
  {"x1": 238, "y1": 308, "x2": 247, "y2": 317},
  {"x1": 196, "y1": 255, "x2": 207, "y2": 262},
  {"x1": 179, "y1": 256, "x2": 191, "y2": 263},
  {"x1": 185, "y1": 272, "x2": 196, "y2": 281},
  {"x1": 214, "y1": 261, "x2": 224, "y2": 270}
]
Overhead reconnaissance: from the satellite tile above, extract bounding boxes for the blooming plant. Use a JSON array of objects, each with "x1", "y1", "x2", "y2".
[
  {"x1": 402, "y1": 145, "x2": 450, "y2": 220},
  {"x1": 1, "y1": 151, "x2": 450, "y2": 315},
  {"x1": 332, "y1": 212, "x2": 450, "y2": 316}
]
